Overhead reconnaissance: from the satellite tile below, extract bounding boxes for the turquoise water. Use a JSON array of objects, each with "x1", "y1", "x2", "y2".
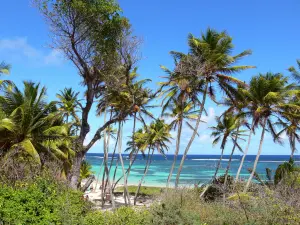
[{"x1": 86, "y1": 154, "x2": 300, "y2": 187}]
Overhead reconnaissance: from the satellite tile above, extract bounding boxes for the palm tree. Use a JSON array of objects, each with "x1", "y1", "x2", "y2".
[
  {"x1": 243, "y1": 73, "x2": 299, "y2": 192},
  {"x1": 0, "y1": 62, "x2": 11, "y2": 89},
  {"x1": 133, "y1": 119, "x2": 172, "y2": 205},
  {"x1": 56, "y1": 88, "x2": 80, "y2": 124},
  {"x1": 288, "y1": 59, "x2": 300, "y2": 83},
  {"x1": 210, "y1": 113, "x2": 245, "y2": 181},
  {"x1": 0, "y1": 81, "x2": 73, "y2": 169},
  {"x1": 162, "y1": 100, "x2": 199, "y2": 187},
  {"x1": 274, "y1": 111, "x2": 300, "y2": 159},
  {"x1": 80, "y1": 160, "x2": 94, "y2": 180},
  {"x1": 171, "y1": 28, "x2": 255, "y2": 187}
]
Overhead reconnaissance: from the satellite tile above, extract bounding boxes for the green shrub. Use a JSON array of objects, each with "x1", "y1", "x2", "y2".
[
  {"x1": 84, "y1": 207, "x2": 151, "y2": 225},
  {"x1": 0, "y1": 177, "x2": 90, "y2": 225}
]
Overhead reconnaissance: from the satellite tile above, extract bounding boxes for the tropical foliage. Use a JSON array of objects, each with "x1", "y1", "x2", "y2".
[{"x1": 0, "y1": 1, "x2": 300, "y2": 222}]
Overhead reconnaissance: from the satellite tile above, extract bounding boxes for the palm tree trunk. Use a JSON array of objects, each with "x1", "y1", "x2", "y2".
[
  {"x1": 117, "y1": 122, "x2": 131, "y2": 205},
  {"x1": 112, "y1": 158, "x2": 119, "y2": 190},
  {"x1": 94, "y1": 159, "x2": 104, "y2": 191},
  {"x1": 113, "y1": 152, "x2": 138, "y2": 188},
  {"x1": 175, "y1": 83, "x2": 208, "y2": 187},
  {"x1": 134, "y1": 148, "x2": 154, "y2": 205},
  {"x1": 166, "y1": 119, "x2": 183, "y2": 188},
  {"x1": 101, "y1": 109, "x2": 107, "y2": 207},
  {"x1": 224, "y1": 133, "x2": 239, "y2": 187},
  {"x1": 290, "y1": 137, "x2": 296, "y2": 160},
  {"x1": 244, "y1": 117, "x2": 267, "y2": 192},
  {"x1": 235, "y1": 119, "x2": 254, "y2": 182},
  {"x1": 103, "y1": 133, "x2": 115, "y2": 209},
  {"x1": 126, "y1": 112, "x2": 137, "y2": 183},
  {"x1": 213, "y1": 147, "x2": 225, "y2": 181}
]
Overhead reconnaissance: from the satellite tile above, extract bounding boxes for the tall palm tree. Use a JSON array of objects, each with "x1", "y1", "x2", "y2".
[
  {"x1": 173, "y1": 28, "x2": 255, "y2": 187},
  {"x1": 274, "y1": 110, "x2": 300, "y2": 159},
  {"x1": 243, "y1": 73, "x2": 299, "y2": 192},
  {"x1": 133, "y1": 119, "x2": 171, "y2": 205},
  {"x1": 56, "y1": 88, "x2": 80, "y2": 124},
  {"x1": 210, "y1": 113, "x2": 245, "y2": 181},
  {"x1": 0, "y1": 81, "x2": 73, "y2": 168},
  {"x1": 162, "y1": 100, "x2": 199, "y2": 187}
]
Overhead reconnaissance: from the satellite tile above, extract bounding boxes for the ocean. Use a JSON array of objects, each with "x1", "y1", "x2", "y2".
[{"x1": 86, "y1": 154, "x2": 300, "y2": 187}]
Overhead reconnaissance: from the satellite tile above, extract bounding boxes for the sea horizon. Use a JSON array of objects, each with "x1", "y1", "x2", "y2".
[{"x1": 86, "y1": 153, "x2": 300, "y2": 187}]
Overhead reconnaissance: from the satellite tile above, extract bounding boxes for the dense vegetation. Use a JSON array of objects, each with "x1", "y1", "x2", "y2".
[{"x1": 0, "y1": 0, "x2": 300, "y2": 224}]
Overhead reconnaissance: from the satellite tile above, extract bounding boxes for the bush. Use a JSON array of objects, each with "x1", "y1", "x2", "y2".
[
  {"x1": 147, "y1": 187, "x2": 300, "y2": 225},
  {"x1": 0, "y1": 177, "x2": 90, "y2": 225},
  {"x1": 84, "y1": 207, "x2": 151, "y2": 225}
]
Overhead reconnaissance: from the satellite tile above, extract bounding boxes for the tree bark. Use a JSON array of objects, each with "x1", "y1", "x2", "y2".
[
  {"x1": 103, "y1": 135, "x2": 115, "y2": 209},
  {"x1": 101, "y1": 110, "x2": 107, "y2": 206},
  {"x1": 290, "y1": 137, "x2": 295, "y2": 160},
  {"x1": 175, "y1": 83, "x2": 208, "y2": 187},
  {"x1": 235, "y1": 119, "x2": 254, "y2": 182},
  {"x1": 134, "y1": 148, "x2": 154, "y2": 205},
  {"x1": 69, "y1": 80, "x2": 94, "y2": 189},
  {"x1": 117, "y1": 122, "x2": 131, "y2": 205},
  {"x1": 114, "y1": 152, "x2": 138, "y2": 188},
  {"x1": 166, "y1": 119, "x2": 183, "y2": 188},
  {"x1": 244, "y1": 117, "x2": 267, "y2": 192},
  {"x1": 224, "y1": 130, "x2": 239, "y2": 187},
  {"x1": 213, "y1": 147, "x2": 225, "y2": 181},
  {"x1": 80, "y1": 175, "x2": 95, "y2": 192}
]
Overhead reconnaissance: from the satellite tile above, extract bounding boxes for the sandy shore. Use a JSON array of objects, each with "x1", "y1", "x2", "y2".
[{"x1": 82, "y1": 180, "x2": 155, "y2": 210}]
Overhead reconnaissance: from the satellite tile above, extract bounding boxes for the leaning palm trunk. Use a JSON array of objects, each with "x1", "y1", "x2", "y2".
[
  {"x1": 213, "y1": 147, "x2": 225, "y2": 181},
  {"x1": 94, "y1": 159, "x2": 104, "y2": 191},
  {"x1": 224, "y1": 136, "x2": 238, "y2": 187},
  {"x1": 290, "y1": 137, "x2": 296, "y2": 160},
  {"x1": 166, "y1": 119, "x2": 183, "y2": 188},
  {"x1": 117, "y1": 122, "x2": 131, "y2": 205},
  {"x1": 126, "y1": 113, "x2": 137, "y2": 184},
  {"x1": 103, "y1": 141, "x2": 115, "y2": 209},
  {"x1": 102, "y1": 136, "x2": 115, "y2": 208},
  {"x1": 101, "y1": 110, "x2": 107, "y2": 207},
  {"x1": 175, "y1": 84, "x2": 208, "y2": 187},
  {"x1": 244, "y1": 118, "x2": 267, "y2": 192},
  {"x1": 114, "y1": 152, "x2": 138, "y2": 188},
  {"x1": 112, "y1": 158, "x2": 119, "y2": 191},
  {"x1": 235, "y1": 120, "x2": 254, "y2": 182},
  {"x1": 134, "y1": 148, "x2": 154, "y2": 205}
]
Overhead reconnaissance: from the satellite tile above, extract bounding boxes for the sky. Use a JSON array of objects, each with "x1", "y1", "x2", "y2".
[{"x1": 0, "y1": 0, "x2": 300, "y2": 155}]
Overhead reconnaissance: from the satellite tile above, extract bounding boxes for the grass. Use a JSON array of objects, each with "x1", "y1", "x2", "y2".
[{"x1": 114, "y1": 185, "x2": 164, "y2": 196}]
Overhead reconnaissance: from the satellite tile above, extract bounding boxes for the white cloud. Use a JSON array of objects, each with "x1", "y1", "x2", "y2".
[
  {"x1": 44, "y1": 49, "x2": 63, "y2": 65},
  {"x1": 0, "y1": 37, "x2": 64, "y2": 66},
  {"x1": 201, "y1": 107, "x2": 216, "y2": 123},
  {"x1": 199, "y1": 134, "x2": 210, "y2": 142},
  {"x1": 279, "y1": 132, "x2": 288, "y2": 140}
]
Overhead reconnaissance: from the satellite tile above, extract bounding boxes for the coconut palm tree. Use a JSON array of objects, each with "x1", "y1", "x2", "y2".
[
  {"x1": 288, "y1": 59, "x2": 300, "y2": 83},
  {"x1": 274, "y1": 109, "x2": 300, "y2": 159},
  {"x1": 243, "y1": 73, "x2": 300, "y2": 192},
  {"x1": 80, "y1": 160, "x2": 94, "y2": 180},
  {"x1": 210, "y1": 113, "x2": 245, "y2": 181},
  {"x1": 133, "y1": 119, "x2": 172, "y2": 205},
  {"x1": 162, "y1": 100, "x2": 199, "y2": 188},
  {"x1": 172, "y1": 28, "x2": 255, "y2": 187},
  {"x1": 56, "y1": 88, "x2": 80, "y2": 124},
  {"x1": 0, "y1": 62, "x2": 12, "y2": 90},
  {"x1": 0, "y1": 62, "x2": 10, "y2": 75},
  {"x1": 0, "y1": 81, "x2": 73, "y2": 168}
]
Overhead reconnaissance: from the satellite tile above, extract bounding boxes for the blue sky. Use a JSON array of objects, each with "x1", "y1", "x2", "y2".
[{"x1": 0, "y1": 0, "x2": 300, "y2": 155}]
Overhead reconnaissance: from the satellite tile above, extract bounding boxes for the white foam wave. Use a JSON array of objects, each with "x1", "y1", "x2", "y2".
[{"x1": 191, "y1": 159, "x2": 239, "y2": 161}]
